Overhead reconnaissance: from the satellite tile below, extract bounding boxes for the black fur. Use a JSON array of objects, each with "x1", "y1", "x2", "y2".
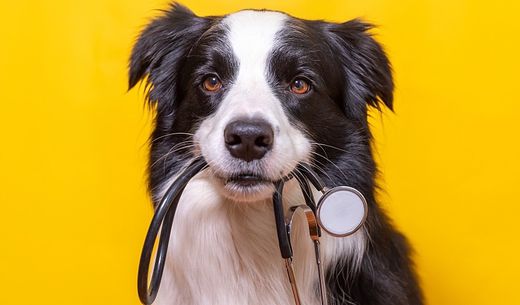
[{"x1": 129, "y1": 3, "x2": 423, "y2": 304}]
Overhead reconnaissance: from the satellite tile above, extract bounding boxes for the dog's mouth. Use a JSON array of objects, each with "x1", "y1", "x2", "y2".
[
  {"x1": 212, "y1": 170, "x2": 276, "y2": 202},
  {"x1": 225, "y1": 173, "x2": 271, "y2": 187}
]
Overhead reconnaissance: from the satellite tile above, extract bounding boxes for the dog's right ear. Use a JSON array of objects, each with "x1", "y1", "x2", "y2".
[{"x1": 128, "y1": 3, "x2": 211, "y2": 102}]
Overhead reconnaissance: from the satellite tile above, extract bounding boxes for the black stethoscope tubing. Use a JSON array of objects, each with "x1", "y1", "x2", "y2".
[
  {"x1": 137, "y1": 157, "x2": 207, "y2": 305},
  {"x1": 273, "y1": 163, "x2": 327, "y2": 259}
]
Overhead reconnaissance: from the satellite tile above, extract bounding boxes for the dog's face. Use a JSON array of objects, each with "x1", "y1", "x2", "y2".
[{"x1": 129, "y1": 4, "x2": 393, "y2": 203}]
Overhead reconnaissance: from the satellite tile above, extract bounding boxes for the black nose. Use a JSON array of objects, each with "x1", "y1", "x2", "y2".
[{"x1": 224, "y1": 119, "x2": 274, "y2": 162}]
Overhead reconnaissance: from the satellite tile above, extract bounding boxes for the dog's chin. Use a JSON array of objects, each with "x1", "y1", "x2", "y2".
[{"x1": 215, "y1": 175, "x2": 276, "y2": 203}]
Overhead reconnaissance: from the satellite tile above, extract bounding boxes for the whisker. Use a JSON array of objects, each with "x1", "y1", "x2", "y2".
[
  {"x1": 149, "y1": 141, "x2": 196, "y2": 169},
  {"x1": 310, "y1": 151, "x2": 349, "y2": 182},
  {"x1": 310, "y1": 141, "x2": 351, "y2": 155},
  {"x1": 304, "y1": 157, "x2": 335, "y2": 183},
  {"x1": 150, "y1": 132, "x2": 195, "y2": 143},
  {"x1": 163, "y1": 144, "x2": 197, "y2": 173}
]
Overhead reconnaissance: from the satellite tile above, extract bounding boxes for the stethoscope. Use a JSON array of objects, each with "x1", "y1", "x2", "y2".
[{"x1": 138, "y1": 157, "x2": 368, "y2": 305}]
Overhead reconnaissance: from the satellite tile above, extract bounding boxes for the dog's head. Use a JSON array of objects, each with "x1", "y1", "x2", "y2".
[{"x1": 129, "y1": 3, "x2": 393, "y2": 203}]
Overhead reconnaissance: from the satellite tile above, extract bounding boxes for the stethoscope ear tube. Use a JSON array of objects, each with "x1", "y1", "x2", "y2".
[
  {"x1": 296, "y1": 163, "x2": 326, "y2": 191},
  {"x1": 272, "y1": 180, "x2": 293, "y2": 259},
  {"x1": 292, "y1": 170, "x2": 317, "y2": 214},
  {"x1": 292, "y1": 171, "x2": 321, "y2": 237},
  {"x1": 272, "y1": 164, "x2": 329, "y2": 259},
  {"x1": 137, "y1": 157, "x2": 206, "y2": 305}
]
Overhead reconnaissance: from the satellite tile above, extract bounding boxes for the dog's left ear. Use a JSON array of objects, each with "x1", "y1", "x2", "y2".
[{"x1": 326, "y1": 19, "x2": 393, "y2": 119}]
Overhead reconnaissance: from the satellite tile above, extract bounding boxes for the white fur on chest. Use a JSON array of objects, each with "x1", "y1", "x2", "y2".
[{"x1": 154, "y1": 171, "x2": 365, "y2": 305}]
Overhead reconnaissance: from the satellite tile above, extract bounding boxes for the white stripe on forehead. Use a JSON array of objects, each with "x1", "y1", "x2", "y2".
[{"x1": 223, "y1": 10, "x2": 287, "y2": 79}]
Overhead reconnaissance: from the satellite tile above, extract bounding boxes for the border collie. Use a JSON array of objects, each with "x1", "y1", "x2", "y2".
[{"x1": 129, "y1": 3, "x2": 423, "y2": 305}]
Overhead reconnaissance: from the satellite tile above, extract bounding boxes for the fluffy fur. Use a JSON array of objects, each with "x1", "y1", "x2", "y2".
[{"x1": 129, "y1": 3, "x2": 423, "y2": 305}]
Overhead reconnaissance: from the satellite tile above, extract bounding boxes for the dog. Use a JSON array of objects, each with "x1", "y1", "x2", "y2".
[{"x1": 129, "y1": 3, "x2": 423, "y2": 305}]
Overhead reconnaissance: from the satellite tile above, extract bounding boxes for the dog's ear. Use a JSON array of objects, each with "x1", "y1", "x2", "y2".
[
  {"x1": 326, "y1": 19, "x2": 393, "y2": 119},
  {"x1": 128, "y1": 3, "x2": 211, "y2": 106}
]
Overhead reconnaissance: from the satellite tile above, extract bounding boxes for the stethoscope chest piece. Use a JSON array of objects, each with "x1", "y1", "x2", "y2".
[{"x1": 317, "y1": 186, "x2": 368, "y2": 237}]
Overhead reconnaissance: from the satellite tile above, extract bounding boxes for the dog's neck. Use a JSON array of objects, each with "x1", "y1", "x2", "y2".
[{"x1": 153, "y1": 171, "x2": 365, "y2": 305}]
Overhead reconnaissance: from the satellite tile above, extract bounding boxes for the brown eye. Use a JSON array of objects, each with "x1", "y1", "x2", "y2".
[
  {"x1": 290, "y1": 78, "x2": 311, "y2": 95},
  {"x1": 202, "y1": 75, "x2": 222, "y2": 92}
]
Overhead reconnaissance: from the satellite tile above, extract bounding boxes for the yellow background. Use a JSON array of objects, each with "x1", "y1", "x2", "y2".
[{"x1": 1, "y1": 0, "x2": 519, "y2": 304}]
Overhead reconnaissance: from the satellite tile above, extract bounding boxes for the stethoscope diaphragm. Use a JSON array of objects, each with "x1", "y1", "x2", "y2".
[{"x1": 316, "y1": 186, "x2": 368, "y2": 237}]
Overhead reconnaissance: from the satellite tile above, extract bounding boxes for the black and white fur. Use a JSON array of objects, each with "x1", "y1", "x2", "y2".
[{"x1": 129, "y1": 3, "x2": 423, "y2": 305}]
